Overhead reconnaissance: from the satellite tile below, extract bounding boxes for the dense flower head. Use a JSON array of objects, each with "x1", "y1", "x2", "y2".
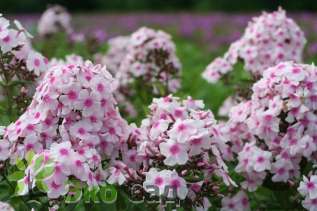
[
  {"x1": 202, "y1": 8, "x2": 306, "y2": 83},
  {"x1": 235, "y1": 142, "x2": 272, "y2": 192},
  {"x1": 219, "y1": 100, "x2": 255, "y2": 154},
  {"x1": 95, "y1": 28, "x2": 182, "y2": 118},
  {"x1": 298, "y1": 175, "x2": 317, "y2": 211},
  {"x1": 221, "y1": 191, "x2": 250, "y2": 211},
  {"x1": 222, "y1": 61, "x2": 317, "y2": 192},
  {"x1": 0, "y1": 15, "x2": 47, "y2": 76},
  {"x1": 37, "y1": 5, "x2": 72, "y2": 37},
  {"x1": 124, "y1": 95, "x2": 235, "y2": 202},
  {"x1": 0, "y1": 14, "x2": 48, "y2": 114},
  {"x1": 250, "y1": 61, "x2": 317, "y2": 151},
  {"x1": 3, "y1": 61, "x2": 129, "y2": 164},
  {"x1": 18, "y1": 142, "x2": 108, "y2": 198},
  {"x1": 94, "y1": 36, "x2": 139, "y2": 117},
  {"x1": 143, "y1": 168, "x2": 188, "y2": 199},
  {"x1": 117, "y1": 27, "x2": 182, "y2": 93}
]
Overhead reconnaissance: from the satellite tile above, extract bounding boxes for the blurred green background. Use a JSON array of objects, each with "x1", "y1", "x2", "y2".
[{"x1": 2, "y1": 0, "x2": 317, "y2": 13}]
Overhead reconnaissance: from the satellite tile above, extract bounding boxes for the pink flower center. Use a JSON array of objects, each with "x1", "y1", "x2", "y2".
[
  {"x1": 160, "y1": 113, "x2": 167, "y2": 120},
  {"x1": 75, "y1": 160, "x2": 82, "y2": 167},
  {"x1": 174, "y1": 109, "x2": 183, "y2": 117},
  {"x1": 307, "y1": 182, "x2": 315, "y2": 190},
  {"x1": 67, "y1": 90, "x2": 78, "y2": 100},
  {"x1": 109, "y1": 127, "x2": 116, "y2": 135},
  {"x1": 59, "y1": 148, "x2": 69, "y2": 156},
  {"x1": 34, "y1": 112, "x2": 40, "y2": 119},
  {"x1": 78, "y1": 148, "x2": 85, "y2": 155},
  {"x1": 191, "y1": 138, "x2": 202, "y2": 145},
  {"x1": 129, "y1": 155, "x2": 136, "y2": 162},
  {"x1": 241, "y1": 198, "x2": 248, "y2": 206},
  {"x1": 101, "y1": 99, "x2": 107, "y2": 107},
  {"x1": 44, "y1": 118, "x2": 52, "y2": 126},
  {"x1": 3, "y1": 35, "x2": 10, "y2": 43},
  {"x1": 78, "y1": 128, "x2": 86, "y2": 135},
  {"x1": 26, "y1": 124, "x2": 35, "y2": 131},
  {"x1": 25, "y1": 144, "x2": 34, "y2": 151},
  {"x1": 34, "y1": 58, "x2": 41, "y2": 67},
  {"x1": 277, "y1": 53, "x2": 284, "y2": 59},
  {"x1": 256, "y1": 156, "x2": 265, "y2": 163},
  {"x1": 97, "y1": 83, "x2": 104, "y2": 92},
  {"x1": 154, "y1": 177, "x2": 164, "y2": 186},
  {"x1": 310, "y1": 95, "x2": 317, "y2": 102},
  {"x1": 277, "y1": 168, "x2": 285, "y2": 175},
  {"x1": 228, "y1": 203, "x2": 235, "y2": 209},
  {"x1": 312, "y1": 198, "x2": 317, "y2": 205},
  {"x1": 169, "y1": 144, "x2": 180, "y2": 155},
  {"x1": 289, "y1": 139, "x2": 297, "y2": 145},
  {"x1": 177, "y1": 123, "x2": 186, "y2": 132},
  {"x1": 92, "y1": 155, "x2": 99, "y2": 162},
  {"x1": 54, "y1": 166, "x2": 62, "y2": 174},
  {"x1": 84, "y1": 98, "x2": 93, "y2": 107},
  {"x1": 170, "y1": 179, "x2": 180, "y2": 189},
  {"x1": 90, "y1": 116, "x2": 97, "y2": 123},
  {"x1": 264, "y1": 115, "x2": 272, "y2": 122},
  {"x1": 101, "y1": 141, "x2": 108, "y2": 149},
  {"x1": 51, "y1": 181, "x2": 61, "y2": 190}
]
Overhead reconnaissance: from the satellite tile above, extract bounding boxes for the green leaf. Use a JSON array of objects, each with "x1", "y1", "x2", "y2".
[
  {"x1": 36, "y1": 164, "x2": 54, "y2": 180},
  {"x1": 15, "y1": 179, "x2": 27, "y2": 196},
  {"x1": 16, "y1": 159, "x2": 26, "y2": 171},
  {"x1": 70, "y1": 179, "x2": 83, "y2": 189},
  {"x1": 100, "y1": 184, "x2": 117, "y2": 204},
  {"x1": 65, "y1": 187, "x2": 83, "y2": 203},
  {"x1": 25, "y1": 150, "x2": 35, "y2": 165},
  {"x1": 27, "y1": 200, "x2": 42, "y2": 210},
  {"x1": 33, "y1": 154, "x2": 44, "y2": 173},
  {"x1": 35, "y1": 180, "x2": 48, "y2": 193},
  {"x1": 0, "y1": 182, "x2": 12, "y2": 200},
  {"x1": 83, "y1": 186, "x2": 100, "y2": 203},
  {"x1": 7, "y1": 171, "x2": 25, "y2": 182}
]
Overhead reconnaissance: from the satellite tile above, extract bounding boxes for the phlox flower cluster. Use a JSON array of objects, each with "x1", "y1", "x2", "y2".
[
  {"x1": 96, "y1": 27, "x2": 182, "y2": 118},
  {"x1": 0, "y1": 15, "x2": 47, "y2": 76},
  {"x1": 37, "y1": 5, "x2": 73, "y2": 37},
  {"x1": 1, "y1": 62, "x2": 130, "y2": 198},
  {"x1": 202, "y1": 8, "x2": 306, "y2": 83},
  {"x1": 222, "y1": 62, "x2": 317, "y2": 193},
  {"x1": 143, "y1": 168, "x2": 188, "y2": 199},
  {"x1": 19, "y1": 142, "x2": 107, "y2": 198},
  {"x1": 220, "y1": 191, "x2": 250, "y2": 211},
  {"x1": 94, "y1": 36, "x2": 138, "y2": 117},
  {"x1": 122, "y1": 95, "x2": 235, "y2": 206},
  {"x1": 117, "y1": 27, "x2": 182, "y2": 94},
  {"x1": 298, "y1": 175, "x2": 317, "y2": 211},
  {"x1": 0, "y1": 14, "x2": 47, "y2": 114},
  {"x1": 219, "y1": 100, "x2": 254, "y2": 154}
]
